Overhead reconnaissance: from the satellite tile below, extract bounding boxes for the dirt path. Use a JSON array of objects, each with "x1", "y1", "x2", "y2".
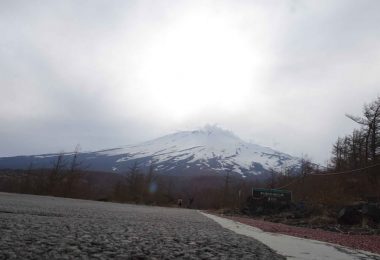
[
  {"x1": 202, "y1": 212, "x2": 380, "y2": 260},
  {"x1": 218, "y1": 214, "x2": 380, "y2": 255}
]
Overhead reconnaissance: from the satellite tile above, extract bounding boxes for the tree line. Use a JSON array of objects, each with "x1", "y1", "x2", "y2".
[
  {"x1": 331, "y1": 97, "x2": 380, "y2": 170},
  {"x1": 271, "y1": 96, "x2": 380, "y2": 206}
]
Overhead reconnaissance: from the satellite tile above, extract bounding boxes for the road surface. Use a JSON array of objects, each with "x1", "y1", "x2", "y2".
[{"x1": 0, "y1": 193, "x2": 283, "y2": 259}]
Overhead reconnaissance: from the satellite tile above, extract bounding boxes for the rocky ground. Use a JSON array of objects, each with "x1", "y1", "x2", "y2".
[{"x1": 0, "y1": 192, "x2": 284, "y2": 259}]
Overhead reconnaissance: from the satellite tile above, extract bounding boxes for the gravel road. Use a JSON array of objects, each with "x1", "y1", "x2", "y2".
[{"x1": 0, "y1": 193, "x2": 284, "y2": 259}]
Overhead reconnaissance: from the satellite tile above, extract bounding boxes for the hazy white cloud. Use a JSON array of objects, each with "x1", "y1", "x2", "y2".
[{"x1": 1, "y1": 0, "x2": 379, "y2": 164}]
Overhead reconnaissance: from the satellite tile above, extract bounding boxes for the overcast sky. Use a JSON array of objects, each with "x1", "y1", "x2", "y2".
[{"x1": 1, "y1": 0, "x2": 379, "y2": 164}]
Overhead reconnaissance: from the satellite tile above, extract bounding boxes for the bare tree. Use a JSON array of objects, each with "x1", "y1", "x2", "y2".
[
  {"x1": 346, "y1": 96, "x2": 380, "y2": 164},
  {"x1": 125, "y1": 161, "x2": 144, "y2": 203},
  {"x1": 48, "y1": 152, "x2": 67, "y2": 194},
  {"x1": 221, "y1": 169, "x2": 232, "y2": 208},
  {"x1": 69, "y1": 144, "x2": 82, "y2": 173},
  {"x1": 300, "y1": 155, "x2": 313, "y2": 176},
  {"x1": 63, "y1": 144, "x2": 83, "y2": 197},
  {"x1": 267, "y1": 168, "x2": 277, "y2": 189}
]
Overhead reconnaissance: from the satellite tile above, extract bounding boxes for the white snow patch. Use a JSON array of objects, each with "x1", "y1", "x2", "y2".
[{"x1": 34, "y1": 154, "x2": 59, "y2": 158}]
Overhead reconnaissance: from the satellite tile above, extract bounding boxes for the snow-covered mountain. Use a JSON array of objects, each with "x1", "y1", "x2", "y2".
[{"x1": 0, "y1": 126, "x2": 302, "y2": 177}]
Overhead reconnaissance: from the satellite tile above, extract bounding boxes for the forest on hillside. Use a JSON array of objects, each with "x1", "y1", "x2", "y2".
[{"x1": 274, "y1": 96, "x2": 380, "y2": 206}]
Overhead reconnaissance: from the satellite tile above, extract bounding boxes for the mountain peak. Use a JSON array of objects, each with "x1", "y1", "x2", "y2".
[
  {"x1": 199, "y1": 124, "x2": 236, "y2": 137},
  {"x1": 186, "y1": 125, "x2": 240, "y2": 142}
]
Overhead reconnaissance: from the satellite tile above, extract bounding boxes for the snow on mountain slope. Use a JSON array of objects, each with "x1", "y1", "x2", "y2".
[
  {"x1": 95, "y1": 125, "x2": 301, "y2": 176},
  {"x1": 0, "y1": 126, "x2": 301, "y2": 177}
]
